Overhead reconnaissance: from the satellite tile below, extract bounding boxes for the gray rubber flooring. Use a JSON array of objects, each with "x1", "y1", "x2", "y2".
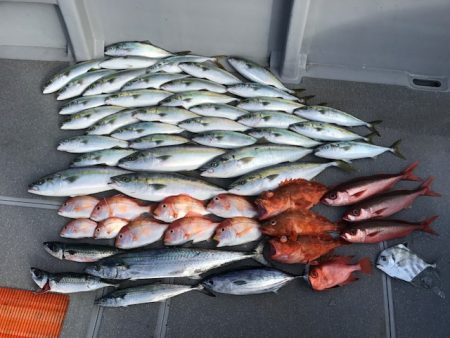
[{"x1": 0, "y1": 59, "x2": 448, "y2": 338}]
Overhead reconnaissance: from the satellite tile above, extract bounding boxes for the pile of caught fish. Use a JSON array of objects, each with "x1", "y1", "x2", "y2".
[{"x1": 27, "y1": 41, "x2": 443, "y2": 307}]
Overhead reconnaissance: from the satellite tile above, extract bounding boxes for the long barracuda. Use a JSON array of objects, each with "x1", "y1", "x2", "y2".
[
  {"x1": 200, "y1": 145, "x2": 313, "y2": 178},
  {"x1": 84, "y1": 243, "x2": 265, "y2": 280},
  {"x1": 28, "y1": 167, "x2": 129, "y2": 196},
  {"x1": 96, "y1": 284, "x2": 207, "y2": 307},
  {"x1": 109, "y1": 172, "x2": 226, "y2": 201}
]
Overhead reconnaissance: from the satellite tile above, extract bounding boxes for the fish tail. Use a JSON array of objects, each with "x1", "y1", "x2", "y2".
[
  {"x1": 358, "y1": 257, "x2": 372, "y2": 274},
  {"x1": 402, "y1": 161, "x2": 421, "y2": 181},
  {"x1": 334, "y1": 160, "x2": 354, "y2": 172},
  {"x1": 194, "y1": 284, "x2": 216, "y2": 297},
  {"x1": 252, "y1": 241, "x2": 270, "y2": 266},
  {"x1": 421, "y1": 215, "x2": 439, "y2": 235},
  {"x1": 299, "y1": 95, "x2": 315, "y2": 104},
  {"x1": 364, "y1": 131, "x2": 378, "y2": 144},
  {"x1": 389, "y1": 140, "x2": 405, "y2": 160},
  {"x1": 420, "y1": 177, "x2": 441, "y2": 197},
  {"x1": 367, "y1": 120, "x2": 382, "y2": 136}
]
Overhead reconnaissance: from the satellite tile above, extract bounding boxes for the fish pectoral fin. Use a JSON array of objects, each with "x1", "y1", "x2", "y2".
[
  {"x1": 232, "y1": 280, "x2": 247, "y2": 286},
  {"x1": 351, "y1": 190, "x2": 367, "y2": 198},
  {"x1": 35, "y1": 282, "x2": 51, "y2": 294},
  {"x1": 367, "y1": 230, "x2": 382, "y2": 237},
  {"x1": 339, "y1": 274, "x2": 359, "y2": 286},
  {"x1": 374, "y1": 208, "x2": 388, "y2": 216},
  {"x1": 239, "y1": 157, "x2": 254, "y2": 164}
]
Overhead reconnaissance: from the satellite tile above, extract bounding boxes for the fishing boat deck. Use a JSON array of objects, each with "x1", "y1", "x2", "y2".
[{"x1": 0, "y1": 59, "x2": 448, "y2": 338}]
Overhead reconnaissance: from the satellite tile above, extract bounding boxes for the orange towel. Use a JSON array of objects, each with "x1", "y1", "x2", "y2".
[{"x1": 0, "y1": 287, "x2": 69, "y2": 338}]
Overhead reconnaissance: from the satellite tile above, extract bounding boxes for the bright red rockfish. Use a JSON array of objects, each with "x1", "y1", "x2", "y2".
[
  {"x1": 343, "y1": 177, "x2": 440, "y2": 222},
  {"x1": 261, "y1": 210, "x2": 341, "y2": 240},
  {"x1": 255, "y1": 179, "x2": 327, "y2": 220},
  {"x1": 268, "y1": 237, "x2": 347, "y2": 264},
  {"x1": 308, "y1": 256, "x2": 372, "y2": 291},
  {"x1": 341, "y1": 216, "x2": 438, "y2": 243},
  {"x1": 321, "y1": 161, "x2": 421, "y2": 206}
]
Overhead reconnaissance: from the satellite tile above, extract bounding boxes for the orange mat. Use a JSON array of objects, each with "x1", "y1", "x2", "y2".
[{"x1": 0, "y1": 288, "x2": 69, "y2": 338}]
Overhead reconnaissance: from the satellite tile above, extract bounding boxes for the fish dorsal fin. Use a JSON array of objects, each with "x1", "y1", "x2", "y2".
[{"x1": 279, "y1": 178, "x2": 307, "y2": 187}]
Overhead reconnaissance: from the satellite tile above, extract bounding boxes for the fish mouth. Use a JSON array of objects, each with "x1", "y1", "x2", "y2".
[
  {"x1": 254, "y1": 201, "x2": 269, "y2": 220},
  {"x1": 268, "y1": 240, "x2": 279, "y2": 258},
  {"x1": 27, "y1": 185, "x2": 38, "y2": 192}
]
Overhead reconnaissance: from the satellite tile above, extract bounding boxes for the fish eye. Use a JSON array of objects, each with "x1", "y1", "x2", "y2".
[
  {"x1": 328, "y1": 192, "x2": 337, "y2": 200},
  {"x1": 211, "y1": 162, "x2": 218, "y2": 168},
  {"x1": 63, "y1": 202, "x2": 68, "y2": 206},
  {"x1": 352, "y1": 209, "x2": 361, "y2": 216},
  {"x1": 96, "y1": 228, "x2": 100, "y2": 232},
  {"x1": 349, "y1": 229, "x2": 357, "y2": 235},
  {"x1": 221, "y1": 228, "x2": 225, "y2": 232},
  {"x1": 381, "y1": 256, "x2": 387, "y2": 262},
  {"x1": 310, "y1": 270, "x2": 318, "y2": 278},
  {"x1": 119, "y1": 234, "x2": 123, "y2": 239},
  {"x1": 170, "y1": 230, "x2": 174, "y2": 233},
  {"x1": 122, "y1": 177, "x2": 130, "y2": 183},
  {"x1": 270, "y1": 220, "x2": 276, "y2": 226},
  {"x1": 214, "y1": 197, "x2": 220, "y2": 201},
  {"x1": 162, "y1": 204, "x2": 167, "y2": 208},
  {"x1": 96, "y1": 206, "x2": 101, "y2": 210}
]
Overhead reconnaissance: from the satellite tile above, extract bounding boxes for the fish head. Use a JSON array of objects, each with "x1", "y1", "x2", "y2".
[
  {"x1": 213, "y1": 220, "x2": 236, "y2": 247},
  {"x1": 43, "y1": 242, "x2": 64, "y2": 260},
  {"x1": 260, "y1": 217, "x2": 281, "y2": 237},
  {"x1": 267, "y1": 238, "x2": 294, "y2": 261},
  {"x1": 163, "y1": 224, "x2": 187, "y2": 246},
  {"x1": 85, "y1": 261, "x2": 123, "y2": 279},
  {"x1": 114, "y1": 226, "x2": 136, "y2": 248},
  {"x1": 95, "y1": 293, "x2": 124, "y2": 307},
  {"x1": 160, "y1": 94, "x2": 181, "y2": 107},
  {"x1": 342, "y1": 206, "x2": 369, "y2": 222},
  {"x1": 376, "y1": 251, "x2": 398, "y2": 275},
  {"x1": 118, "y1": 152, "x2": 146, "y2": 170},
  {"x1": 238, "y1": 113, "x2": 260, "y2": 127},
  {"x1": 109, "y1": 174, "x2": 141, "y2": 194},
  {"x1": 206, "y1": 194, "x2": 230, "y2": 214},
  {"x1": 30, "y1": 267, "x2": 49, "y2": 289},
  {"x1": 104, "y1": 42, "x2": 131, "y2": 56},
  {"x1": 254, "y1": 191, "x2": 286, "y2": 220},
  {"x1": 153, "y1": 198, "x2": 177, "y2": 223},
  {"x1": 199, "y1": 158, "x2": 222, "y2": 177},
  {"x1": 60, "y1": 219, "x2": 92, "y2": 237},
  {"x1": 321, "y1": 189, "x2": 350, "y2": 206},
  {"x1": 90, "y1": 200, "x2": 110, "y2": 222},
  {"x1": 308, "y1": 266, "x2": 329, "y2": 291},
  {"x1": 340, "y1": 227, "x2": 367, "y2": 243},
  {"x1": 28, "y1": 174, "x2": 60, "y2": 196}
]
